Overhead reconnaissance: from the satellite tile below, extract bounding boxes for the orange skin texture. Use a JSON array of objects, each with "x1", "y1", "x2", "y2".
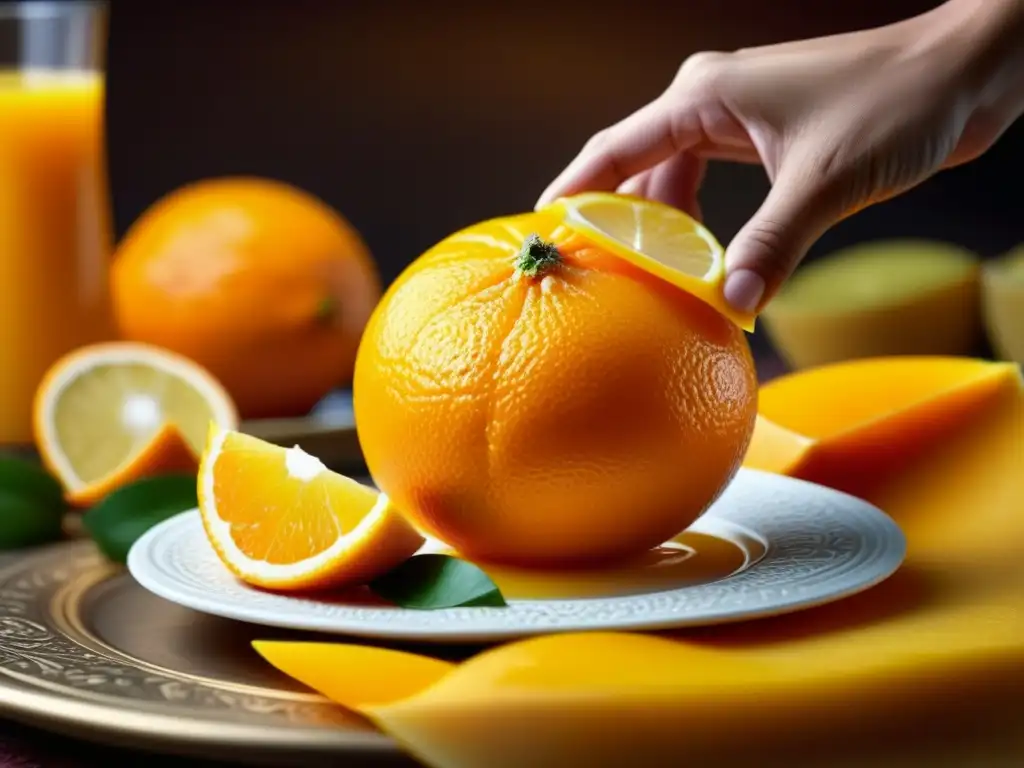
[
  {"x1": 111, "y1": 178, "x2": 382, "y2": 419},
  {"x1": 354, "y1": 212, "x2": 758, "y2": 567}
]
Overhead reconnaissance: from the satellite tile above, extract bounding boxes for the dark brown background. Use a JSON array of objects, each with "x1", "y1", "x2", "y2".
[{"x1": 105, "y1": 0, "x2": 1024, "y2": 361}]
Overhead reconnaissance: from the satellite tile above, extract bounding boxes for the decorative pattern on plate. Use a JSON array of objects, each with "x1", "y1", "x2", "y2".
[
  {"x1": 0, "y1": 545, "x2": 394, "y2": 758},
  {"x1": 128, "y1": 469, "x2": 907, "y2": 642}
]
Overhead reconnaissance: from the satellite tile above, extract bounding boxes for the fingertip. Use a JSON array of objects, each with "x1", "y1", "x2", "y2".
[
  {"x1": 723, "y1": 268, "x2": 766, "y2": 314},
  {"x1": 617, "y1": 172, "x2": 650, "y2": 199},
  {"x1": 534, "y1": 187, "x2": 558, "y2": 210},
  {"x1": 535, "y1": 170, "x2": 581, "y2": 210}
]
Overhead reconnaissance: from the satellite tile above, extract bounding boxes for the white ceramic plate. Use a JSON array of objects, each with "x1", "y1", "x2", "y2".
[{"x1": 127, "y1": 469, "x2": 905, "y2": 643}]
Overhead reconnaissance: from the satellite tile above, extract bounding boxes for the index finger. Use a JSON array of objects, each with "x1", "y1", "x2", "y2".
[{"x1": 535, "y1": 97, "x2": 699, "y2": 209}]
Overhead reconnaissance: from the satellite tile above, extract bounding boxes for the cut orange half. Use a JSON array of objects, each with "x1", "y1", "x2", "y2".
[
  {"x1": 198, "y1": 425, "x2": 425, "y2": 591},
  {"x1": 539, "y1": 192, "x2": 753, "y2": 331},
  {"x1": 33, "y1": 342, "x2": 238, "y2": 506}
]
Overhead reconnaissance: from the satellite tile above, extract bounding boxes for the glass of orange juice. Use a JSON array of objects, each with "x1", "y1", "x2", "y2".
[{"x1": 0, "y1": 1, "x2": 113, "y2": 446}]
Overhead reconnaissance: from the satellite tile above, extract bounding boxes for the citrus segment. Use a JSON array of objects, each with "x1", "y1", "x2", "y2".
[
  {"x1": 33, "y1": 342, "x2": 238, "y2": 502},
  {"x1": 252, "y1": 641, "x2": 454, "y2": 711},
  {"x1": 65, "y1": 422, "x2": 199, "y2": 508},
  {"x1": 198, "y1": 425, "x2": 424, "y2": 591},
  {"x1": 539, "y1": 192, "x2": 753, "y2": 331}
]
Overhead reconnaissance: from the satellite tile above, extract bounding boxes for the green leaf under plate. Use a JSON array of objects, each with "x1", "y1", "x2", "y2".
[
  {"x1": 83, "y1": 474, "x2": 198, "y2": 564},
  {"x1": 0, "y1": 457, "x2": 66, "y2": 549},
  {"x1": 369, "y1": 553, "x2": 507, "y2": 610}
]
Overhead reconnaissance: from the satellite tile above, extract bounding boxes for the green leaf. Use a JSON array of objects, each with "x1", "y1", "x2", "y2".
[
  {"x1": 83, "y1": 474, "x2": 198, "y2": 564},
  {"x1": 369, "y1": 554, "x2": 507, "y2": 610},
  {"x1": 0, "y1": 457, "x2": 66, "y2": 548}
]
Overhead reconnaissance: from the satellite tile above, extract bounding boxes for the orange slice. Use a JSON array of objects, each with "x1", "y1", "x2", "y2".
[
  {"x1": 198, "y1": 425, "x2": 425, "y2": 591},
  {"x1": 538, "y1": 192, "x2": 753, "y2": 331},
  {"x1": 34, "y1": 342, "x2": 238, "y2": 506}
]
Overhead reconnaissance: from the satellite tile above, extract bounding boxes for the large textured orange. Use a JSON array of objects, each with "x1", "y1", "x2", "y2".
[
  {"x1": 111, "y1": 177, "x2": 381, "y2": 419},
  {"x1": 354, "y1": 212, "x2": 758, "y2": 567}
]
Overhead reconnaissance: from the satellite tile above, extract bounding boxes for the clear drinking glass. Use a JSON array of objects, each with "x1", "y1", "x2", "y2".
[{"x1": 0, "y1": 1, "x2": 114, "y2": 445}]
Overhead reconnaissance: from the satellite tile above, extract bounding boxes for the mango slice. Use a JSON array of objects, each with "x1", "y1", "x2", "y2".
[
  {"x1": 761, "y1": 241, "x2": 982, "y2": 370},
  {"x1": 256, "y1": 357, "x2": 1024, "y2": 767},
  {"x1": 251, "y1": 641, "x2": 454, "y2": 712},
  {"x1": 744, "y1": 356, "x2": 1021, "y2": 496},
  {"x1": 982, "y1": 246, "x2": 1024, "y2": 366}
]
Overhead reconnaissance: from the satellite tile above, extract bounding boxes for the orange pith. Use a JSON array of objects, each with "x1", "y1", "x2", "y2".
[
  {"x1": 354, "y1": 211, "x2": 758, "y2": 567},
  {"x1": 198, "y1": 425, "x2": 424, "y2": 591}
]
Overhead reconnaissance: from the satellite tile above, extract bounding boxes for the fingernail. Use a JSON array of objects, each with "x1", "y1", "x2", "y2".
[
  {"x1": 535, "y1": 185, "x2": 561, "y2": 210},
  {"x1": 723, "y1": 269, "x2": 765, "y2": 314}
]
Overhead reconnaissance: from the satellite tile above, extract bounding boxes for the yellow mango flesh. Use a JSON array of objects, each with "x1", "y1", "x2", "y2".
[
  {"x1": 258, "y1": 357, "x2": 1024, "y2": 767},
  {"x1": 252, "y1": 641, "x2": 453, "y2": 711}
]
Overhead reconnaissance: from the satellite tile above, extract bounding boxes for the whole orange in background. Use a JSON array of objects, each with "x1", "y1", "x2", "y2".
[
  {"x1": 354, "y1": 211, "x2": 757, "y2": 567},
  {"x1": 112, "y1": 178, "x2": 381, "y2": 419}
]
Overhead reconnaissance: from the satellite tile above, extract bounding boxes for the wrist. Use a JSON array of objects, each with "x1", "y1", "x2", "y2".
[{"x1": 926, "y1": 0, "x2": 1024, "y2": 108}]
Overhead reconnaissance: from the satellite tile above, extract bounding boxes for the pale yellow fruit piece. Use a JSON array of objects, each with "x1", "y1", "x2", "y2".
[
  {"x1": 762, "y1": 240, "x2": 982, "y2": 370},
  {"x1": 982, "y1": 246, "x2": 1024, "y2": 366}
]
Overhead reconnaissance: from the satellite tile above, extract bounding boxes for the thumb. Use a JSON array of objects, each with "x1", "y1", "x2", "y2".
[{"x1": 723, "y1": 159, "x2": 849, "y2": 314}]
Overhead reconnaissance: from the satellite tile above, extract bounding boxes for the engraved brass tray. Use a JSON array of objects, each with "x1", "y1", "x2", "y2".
[{"x1": 0, "y1": 540, "x2": 419, "y2": 766}]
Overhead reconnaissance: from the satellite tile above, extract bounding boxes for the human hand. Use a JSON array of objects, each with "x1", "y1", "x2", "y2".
[{"x1": 537, "y1": 0, "x2": 1024, "y2": 315}]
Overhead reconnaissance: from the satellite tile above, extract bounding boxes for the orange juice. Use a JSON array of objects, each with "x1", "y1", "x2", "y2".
[{"x1": 0, "y1": 69, "x2": 114, "y2": 444}]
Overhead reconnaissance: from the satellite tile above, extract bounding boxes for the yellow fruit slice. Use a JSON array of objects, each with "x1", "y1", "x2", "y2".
[
  {"x1": 762, "y1": 240, "x2": 981, "y2": 370},
  {"x1": 252, "y1": 641, "x2": 454, "y2": 711},
  {"x1": 198, "y1": 425, "x2": 425, "y2": 591},
  {"x1": 34, "y1": 341, "x2": 238, "y2": 504},
  {"x1": 743, "y1": 357, "x2": 1021, "y2": 496},
  {"x1": 539, "y1": 192, "x2": 752, "y2": 331}
]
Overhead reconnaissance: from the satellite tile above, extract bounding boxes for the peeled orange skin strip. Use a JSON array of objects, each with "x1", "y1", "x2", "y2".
[
  {"x1": 65, "y1": 421, "x2": 198, "y2": 508},
  {"x1": 539, "y1": 192, "x2": 755, "y2": 333},
  {"x1": 255, "y1": 357, "x2": 1024, "y2": 767},
  {"x1": 198, "y1": 424, "x2": 424, "y2": 592},
  {"x1": 33, "y1": 341, "x2": 238, "y2": 496}
]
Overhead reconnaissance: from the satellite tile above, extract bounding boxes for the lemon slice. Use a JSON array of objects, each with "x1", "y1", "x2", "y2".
[
  {"x1": 540, "y1": 192, "x2": 753, "y2": 331},
  {"x1": 199, "y1": 424, "x2": 425, "y2": 591},
  {"x1": 34, "y1": 342, "x2": 239, "y2": 503}
]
